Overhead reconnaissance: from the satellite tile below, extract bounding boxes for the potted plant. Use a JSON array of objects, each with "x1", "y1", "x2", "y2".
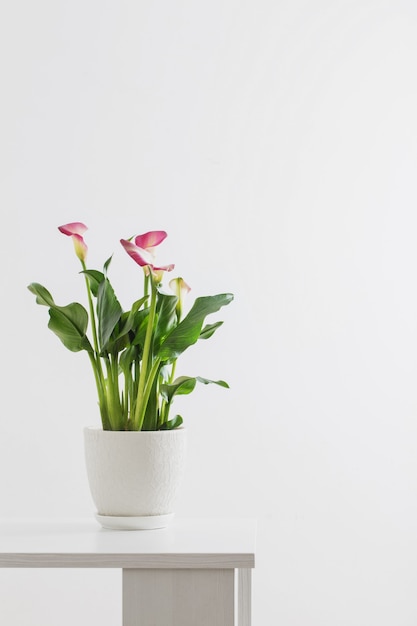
[{"x1": 28, "y1": 223, "x2": 233, "y2": 529}]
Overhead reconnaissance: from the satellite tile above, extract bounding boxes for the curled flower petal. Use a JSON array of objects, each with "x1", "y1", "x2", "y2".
[
  {"x1": 153, "y1": 263, "x2": 175, "y2": 272},
  {"x1": 169, "y1": 276, "x2": 190, "y2": 318},
  {"x1": 150, "y1": 265, "x2": 177, "y2": 283},
  {"x1": 169, "y1": 277, "x2": 191, "y2": 299},
  {"x1": 58, "y1": 222, "x2": 88, "y2": 237},
  {"x1": 120, "y1": 239, "x2": 154, "y2": 267},
  {"x1": 134, "y1": 231, "x2": 167, "y2": 249}
]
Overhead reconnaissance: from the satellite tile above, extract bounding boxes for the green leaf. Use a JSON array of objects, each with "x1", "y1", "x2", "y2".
[
  {"x1": 28, "y1": 283, "x2": 93, "y2": 353},
  {"x1": 159, "y1": 415, "x2": 183, "y2": 430},
  {"x1": 195, "y1": 376, "x2": 229, "y2": 388},
  {"x1": 97, "y1": 278, "x2": 123, "y2": 351},
  {"x1": 154, "y1": 291, "x2": 178, "y2": 350},
  {"x1": 80, "y1": 270, "x2": 105, "y2": 297},
  {"x1": 158, "y1": 293, "x2": 233, "y2": 361},
  {"x1": 132, "y1": 308, "x2": 151, "y2": 347},
  {"x1": 160, "y1": 375, "x2": 228, "y2": 406},
  {"x1": 200, "y1": 321, "x2": 224, "y2": 340},
  {"x1": 27, "y1": 283, "x2": 55, "y2": 307},
  {"x1": 118, "y1": 297, "x2": 148, "y2": 338},
  {"x1": 160, "y1": 376, "x2": 197, "y2": 402},
  {"x1": 141, "y1": 373, "x2": 159, "y2": 431},
  {"x1": 48, "y1": 303, "x2": 92, "y2": 352},
  {"x1": 103, "y1": 255, "x2": 113, "y2": 274},
  {"x1": 119, "y1": 344, "x2": 140, "y2": 373},
  {"x1": 105, "y1": 296, "x2": 148, "y2": 353}
]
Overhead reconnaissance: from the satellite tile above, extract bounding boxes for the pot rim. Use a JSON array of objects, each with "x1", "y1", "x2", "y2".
[{"x1": 84, "y1": 425, "x2": 186, "y2": 434}]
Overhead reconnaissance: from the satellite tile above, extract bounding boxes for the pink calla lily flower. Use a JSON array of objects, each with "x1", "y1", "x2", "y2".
[
  {"x1": 120, "y1": 231, "x2": 174, "y2": 273},
  {"x1": 58, "y1": 222, "x2": 88, "y2": 262}
]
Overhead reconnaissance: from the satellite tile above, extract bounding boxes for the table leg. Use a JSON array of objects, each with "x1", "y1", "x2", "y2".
[
  {"x1": 238, "y1": 568, "x2": 252, "y2": 626},
  {"x1": 123, "y1": 568, "x2": 234, "y2": 626}
]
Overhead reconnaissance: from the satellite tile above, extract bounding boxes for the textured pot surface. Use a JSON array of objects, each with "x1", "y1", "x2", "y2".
[{"x1": 84, "y1": 427, "x2": 187, "y2": 518}]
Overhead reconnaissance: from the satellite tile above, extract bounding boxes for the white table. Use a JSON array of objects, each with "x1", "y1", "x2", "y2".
[{"x1": 0, "y1": 517, "x2": 256, "y2": 626}]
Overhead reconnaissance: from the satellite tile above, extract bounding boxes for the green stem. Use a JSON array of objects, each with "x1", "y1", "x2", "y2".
[
  {"x1": 88, "y1": 352, "x2": 110, "y2": 429},
  {"x1": 168, "y1": 359, "x2": 177, "y2": 384},
  {"x1": 123, "y1": 366, "x2": 129, "y2": 428},
  {"x1": 81, "y1": 260, "x2": 107, "y2": 427},
  {"x1": 133, "y1": 270, "x2": 157, "y2": 429},
  {"x1": 137, "y1": 357, "x2": 161, "y2": 430},
  {"x1": 105, "y1": 356, "x2": 121, "y2": 430},
  {"x1": 143, "y1": 271, "x2": 149, "y2": 298},
  {"x1": 81, "y1": 261, "x2": 100, "y2": 355},
  {"x1": 158, "y1": 359, "x2": 177, "y2": 428}
]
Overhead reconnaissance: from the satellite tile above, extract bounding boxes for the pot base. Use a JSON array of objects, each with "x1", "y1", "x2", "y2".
[{"x1": 95, "y1": 513, "x2": 174, "y2": 531}]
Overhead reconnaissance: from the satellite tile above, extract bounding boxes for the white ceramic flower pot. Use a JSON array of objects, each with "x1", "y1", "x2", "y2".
[{"x1": 84, "y1": 426, "x2": 187, "y2": 530}]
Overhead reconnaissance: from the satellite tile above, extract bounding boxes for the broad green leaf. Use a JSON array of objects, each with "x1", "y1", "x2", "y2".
[
  {"x1": 157, "y1": 293, "x2": 233, "y2": 361},
  {"x1": 154, "y1": 291, "x2": 178, "y2": 350},
  {"x1": 119, "y1": 344, "x2": 140, "y2": 373},
  {"x1": 28, "y1": 283, "x2": 92, "y2": 353},
  {"x1": 103, "y1": 310, "x2": 130, "y2": 354},
  {"x1": 160, "y1": 415, "x2": 183, "y2": 430},
  {"x1": 48, "y1": 303, "x2": 92, "y2": 352},
  {"x1": 160, "y1": 376, "x2": 197, "y2": 402},
  {"x1": 132, "y1": 308, "x2": 151, "y2": 347},
  {"x1": 160, "y1": 374, "x2": 229, "y2": 406},
  {"x1": 97, "y1": 278, "x2": 123, "y2": 350},
  {"x1": 199, "y1": 321, "x2": 223, "y2": 340},
  {"x1": 105, "y1": 296, "x2": 148, "y2": 353},
  {"x1": 80, "y1": 270, "x2": 105, "y2": 297},
  {"x1": 117, "y1": 297, "x2": 148, "y2": 339},
  {"x1": 27, "y1": 283, "x2": 55, "y2": 307}
]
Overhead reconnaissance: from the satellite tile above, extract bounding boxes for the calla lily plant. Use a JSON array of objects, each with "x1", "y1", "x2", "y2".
[{"x1": 28, "y1": 223, "x2": 233, "y2": 431}]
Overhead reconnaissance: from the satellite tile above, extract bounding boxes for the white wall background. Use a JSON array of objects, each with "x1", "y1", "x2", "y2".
[{"x1": 1, "y1": 0, "x2": 417, "y2": 624}]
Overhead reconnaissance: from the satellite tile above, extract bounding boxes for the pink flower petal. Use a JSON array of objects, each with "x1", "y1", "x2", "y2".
[
  {"x1": 120, "y1": 239, "x2": 154, "y2": 267},
  {"x1": 134, "y1": 231, "x2": 167, "y2": 250},
  {"x1": 153, "y1": 263, "x2": 175, "y2": 272},
  {"x1": 150, "y1": 265, "x2": 175, "y2": 284},
  {"x1": 58, "y1": 222, "x2": 88, "y2": 237}
]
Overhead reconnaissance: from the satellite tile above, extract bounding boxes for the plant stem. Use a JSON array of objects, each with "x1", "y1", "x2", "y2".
[
  {"x1": 105, "y1": 356, "x2": 121, "y2": 430},
  {"x1": 158, "y1": 359, "x2": 177, "y2": 428},
  {"x1": 137, "y1": 357, "x2": 161, "y2": 430},
  {"x1": 81, "y1": 260, "x2": 107, "y2": 427},
  {"x1": 168, "y1": 359, "x2": 177, "y2": 384},
  {"x1": 81, "y1": 261, "x2": 100, "y2": 357},
  {"x1": 133, "y1": 270, "x2": 157, "y2": 429},
  {"x1": 88, "y1": 352, "x2": 110, "y2": 429}
]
